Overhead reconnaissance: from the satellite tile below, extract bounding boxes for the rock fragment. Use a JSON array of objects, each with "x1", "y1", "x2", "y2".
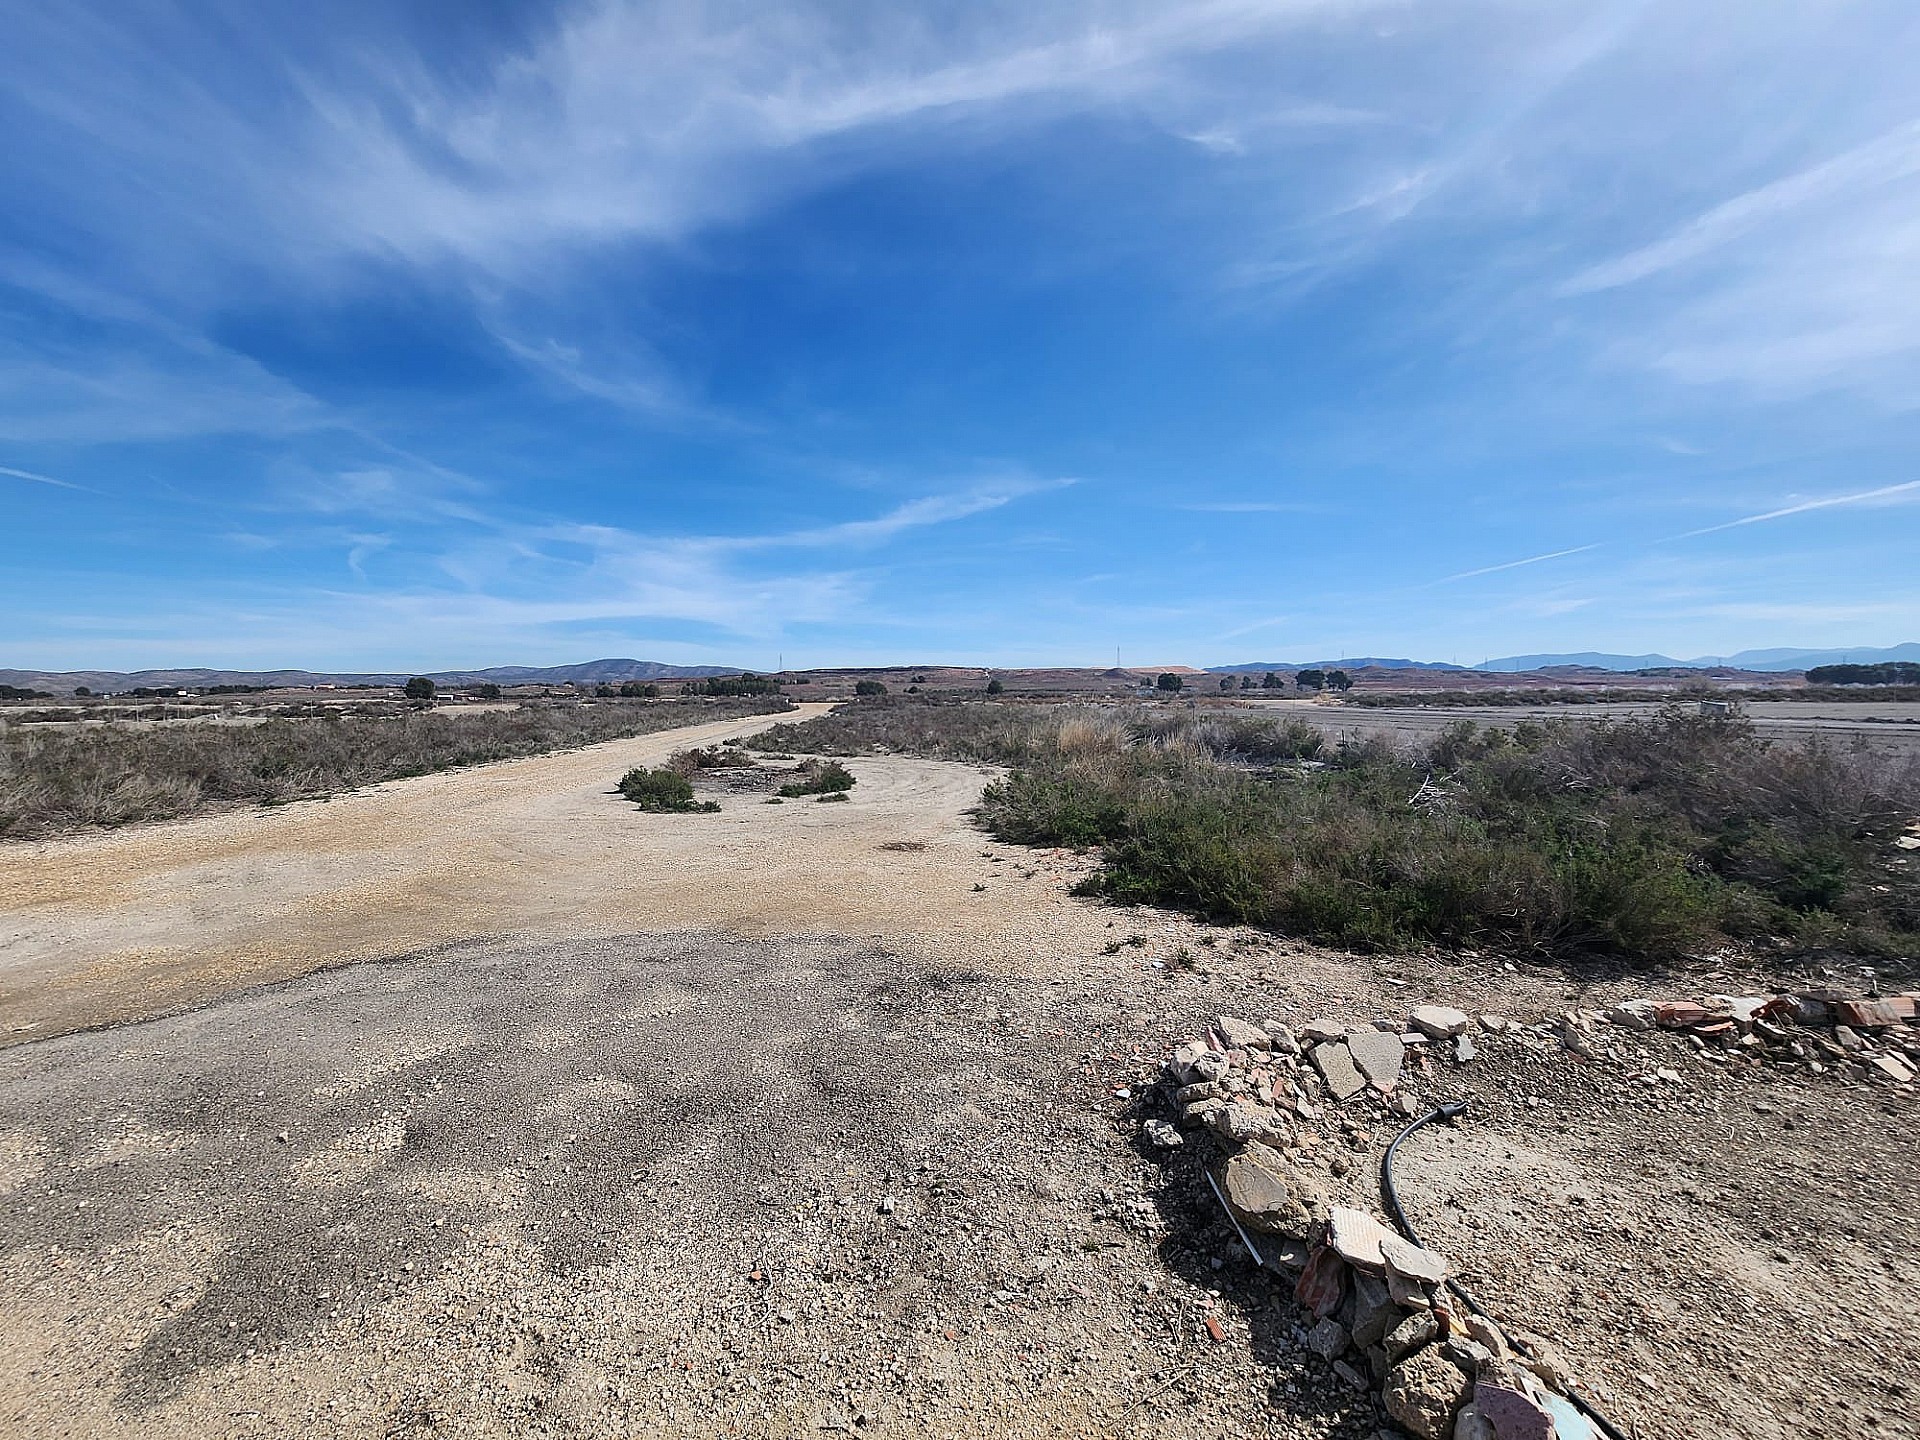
[
  {"x1": 1264, "y1": 1021, "x2": 1302, "y2": 1054},
  {"x1": 1410, "y1": 1006, "x2": 1471, "y2": 1040},
  {"x1": 1141, "y1": 1119, "x2": 1183, "y2": 1149},
  {"x1": 1605, "y1": 999, "x2": 1656, "y2": 1030},
  {"x1": 1294, "y1": 1243, "x2": 1348, "y2": 1318},
  {"x1": 1838, "y1": 998, "x2": 1899, "y2": 1029},
  {"x1": 1384, "y1": 1346, "x2": 1470, "y2": 1438},
  {"x1": 1868, "y1": 1053, "x2": 1917, "y2": 1084},
  {"x1": 1312, "y1": 1041, "x2": 1367, "y2": 1101},
  {"x1": 1384, "y1": 1309, "x2": 1439, "y2": 1361},
  {"x1": 1345, "y1": 1268, "x2": 1396, "y2": 1350},
  {"x1": 1327, "y1": 1206, "x2": 1393, "y2": 1269},
  {"x1": 1382, "y1": 1232, "x2": 1450, "y2": 1286},
  {"x1": 1306, "y1": 1317, "x2": 1350, "y2": 1360},
  {"x1": 1348, "y1": 1029, "x2": 1406, "y2": 1092},
  {"x1": 1214, "y1": 1014, "x2": 1269, "y2": 1050},
  {"x1": 1217, "y1": 1146, "x2": 1328, "y2": 1238},
  {"x1": 1475, "y1": 1381, "x2": 1558, "y2": 1440},
  {"x1": 1654, "y1": 1001, "x2": 1711, "y2": 1028},
  {"x1": 1210, "y1": 1101, "x2": 1286, "y2": 1146}
]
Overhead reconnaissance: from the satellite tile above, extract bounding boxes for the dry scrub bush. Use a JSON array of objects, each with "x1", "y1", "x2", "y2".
[
  {"x1": 0, "y1": 697, "x2": 788, "y2": 839},
  {"x1": 756, "y1": 699, "x2": 1920, "y2": 966}
]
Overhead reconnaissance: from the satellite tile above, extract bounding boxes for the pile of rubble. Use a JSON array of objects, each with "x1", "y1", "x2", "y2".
[
  {"x1": 1153, "y1": 1010, "x2": 1605, "y2": 1438},
  {"x1": 1589, "y1": 988, "x2": 1918, "y2": 1087},
  {"x1": 1146, "y1": 984, "x2": 1919, "y2": 1435}
]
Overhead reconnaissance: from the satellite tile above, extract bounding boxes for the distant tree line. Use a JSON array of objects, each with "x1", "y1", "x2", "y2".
[
  {"x1": 683, "y1": 673, "x2": 782, "y2": 697},
  {"x1": 1805, "y1": 662, "x2": 1920, "y2": 686},
  {"x1": 0, "y1": 684, "x2": 52, "y2": 700},
  {"x1": 1182, "y1": 669, "x2": 1353, "y2": 693}
]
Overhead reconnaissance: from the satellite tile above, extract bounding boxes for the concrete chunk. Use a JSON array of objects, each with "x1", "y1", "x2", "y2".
[
  {"x1": 1348, "y1": 1028, "x2": 1407, "y2": 1091},
  {"x1": 1214, "y1": 1014, "x2": 1269, "y2": 1049},
  {"x1": 1217, "y1": 1146, "x2": 1328, "y2": 1238},
  {"x1": 1327, "y1": 1206, "x2": 1392, "y2": 1269},
  {"x1": 1410, "y1": 1006, "x2": 1471, "y2": 1039},
  {"x1": 1312, "y1": 1040, "x2": 1367, "y2": 1101},
  {"x1": 1383, "y1": 1232, "x2": 1451, "y2": 1286}
]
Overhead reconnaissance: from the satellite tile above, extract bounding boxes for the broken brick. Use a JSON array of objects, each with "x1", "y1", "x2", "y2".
[
  {"x1": 1838, "y1": 998, "x2": 1899, "y2": 1029},
  {"x1": 1655, "y1": 1002, "x2": 1711, "y2": 1028}
]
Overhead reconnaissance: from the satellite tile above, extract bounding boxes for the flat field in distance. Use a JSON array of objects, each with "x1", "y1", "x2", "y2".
[{"x1": 0, "y1": 695, "x2": 791, "y2": 840}]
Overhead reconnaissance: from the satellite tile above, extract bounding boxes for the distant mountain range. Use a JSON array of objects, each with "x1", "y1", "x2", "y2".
[
  {"x1": 1207, "y1": 658, "x2": 1466, "y2": 674},
  {"x1": 0, "y1": 659, "x2": 740, "y2": 694},
  {"x1": 1477, "y1": 644, "x2": 1920, "y2": 673},
  {"x1": 10, "y1": 643, "x2": 1919, "y2": 696}
]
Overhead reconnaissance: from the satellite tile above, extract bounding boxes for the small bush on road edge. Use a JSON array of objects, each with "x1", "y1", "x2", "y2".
[{"x1": 618, "y1": 767, "x2": 720, "y2": 813}]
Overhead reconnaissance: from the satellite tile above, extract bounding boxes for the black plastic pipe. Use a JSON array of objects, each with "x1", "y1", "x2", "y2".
[{"x1": 1380, "y1": 1099, "x2": 1630, "y2": 1440}]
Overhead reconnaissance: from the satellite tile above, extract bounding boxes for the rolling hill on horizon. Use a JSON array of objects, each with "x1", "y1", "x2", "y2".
[
  {"x1": 0, "y1": 659, "x2": 741, "y2": 695},
  {"x1": 1478, "y1": 643, "x2": 1920, "y2": 673}
]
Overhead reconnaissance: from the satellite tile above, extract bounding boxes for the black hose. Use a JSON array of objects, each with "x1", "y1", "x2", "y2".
[{"x1": 1380, "y1": 1099, "x2": 1631, "y2": 1440}]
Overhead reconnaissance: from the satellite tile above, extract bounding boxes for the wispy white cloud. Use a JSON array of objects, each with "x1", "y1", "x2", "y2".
[
  {"x1": 1437, "y1": 544, "x2": 1599, "y2": 584},
  {"x1": 1673, "y1": 479, "x2": 1920, "y2": 539},
  {"x1": 1178, "y1": 499, "x2": 1329, "y2": 514},
  {"x1": 0, "y1": 463, "x2": 88, "y2": 491},
  {"x1": 1562, "y1": 121, "x2": 1920, "y2": 296},
  {"x1": 0, "y1": 339, "x2": 325, "y2": 444},
  {"x1": 1560, "y1": 116, "x2": 1920, "y2": 397},
  {"x1": 289, "y1": 479, "x2": 1068, "y2": 645},
  {"x1": 1217, "y1": 613, "x2": 1290, "y2": 640},
  {"x1": 764, "y1": 484, "x2": 1064, "y2": 548}
]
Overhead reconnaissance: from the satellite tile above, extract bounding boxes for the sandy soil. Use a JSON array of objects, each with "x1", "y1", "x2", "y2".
[{"x1": 0, "y1": 708, "x2": 1914, "y2": 1440}]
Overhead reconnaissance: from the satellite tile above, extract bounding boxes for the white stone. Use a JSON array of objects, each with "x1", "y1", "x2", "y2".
[{"x1": 1410, "y1": 1006, "x2": 1472, "y2": 1039}]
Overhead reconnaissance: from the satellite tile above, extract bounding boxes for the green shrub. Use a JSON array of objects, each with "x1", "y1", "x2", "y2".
[
  {"x1": 855, "y1": 680, "x2": 888, "y2": 696},
  {"x1": 777, "y1": 758, "x2": 857, "y2": 797},
  {"x1": 757, "y1": 699, "x2": 1920, "y2": 966},
  {"x1": 617, "y1": 767, "x2": 719, "y2": 813}
]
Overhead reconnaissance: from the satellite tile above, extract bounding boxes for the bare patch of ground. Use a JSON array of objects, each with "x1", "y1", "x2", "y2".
[{"x1": 0, "y1": 712, "x2": 1914, "y2": 1438}]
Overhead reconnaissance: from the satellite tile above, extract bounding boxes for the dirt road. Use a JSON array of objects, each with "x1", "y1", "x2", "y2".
[
  {"x1": 1, "y1": 702, "x2": 1089, "y2": 1044},
  {"x1": 1, "y1": 710, "x2": 1914, "y2": 1439}
]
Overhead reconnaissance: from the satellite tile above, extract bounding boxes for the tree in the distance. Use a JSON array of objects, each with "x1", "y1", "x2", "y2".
[
  {"x1": 404, "y1": 676, "x2": 436, "y2": 702},
  {"x1": 1156, "y1": 673, "x2": 1183, "y2": 692},
  {"x1": 1295, "y1": 669, "x2": 1325, "y2": 692}
]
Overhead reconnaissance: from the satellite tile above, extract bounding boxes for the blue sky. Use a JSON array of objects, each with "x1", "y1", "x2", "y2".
[{"x1": 3, "y1": 0, "x2": 1918, "y2": 672}]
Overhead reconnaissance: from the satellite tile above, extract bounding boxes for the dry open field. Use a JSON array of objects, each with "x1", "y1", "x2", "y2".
[
  {"x1": 1236, "y1": 697, "x2": 1920, "y2": 757},
  {"x1": 1, "y1": 705, "x2": 1914, "y2": 1439}
]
